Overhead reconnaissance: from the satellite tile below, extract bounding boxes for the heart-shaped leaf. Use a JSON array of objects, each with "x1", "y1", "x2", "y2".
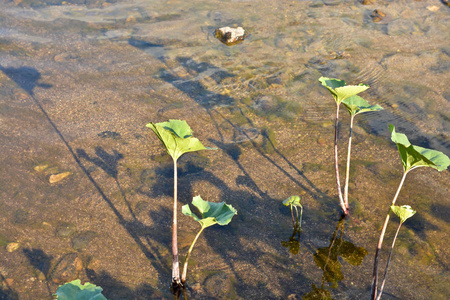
[
  {"x1": 342, "y1": 95, "x2": 383, "y2": 116},
  {"x1": 319, "y1": 77, "x2": 369, "y2": 104},
  {"x1": 182, "y1": 195, "x2": 237, "y2": 229},
  {"x1": 389, "y1": 124, "x2": 450, "y2": 172},
  {"x1": 146, "y1": 120, "x2": 216, "y2": 161},
  {"x1": 390, "y1": 205, "x2": 416, "y2": 224},
  {"x1": 55, "y1": 280, "x2": 107, "y2": 300},
  {"x1": 283, "y1": 195, "x2": 302, "y2": 207}
]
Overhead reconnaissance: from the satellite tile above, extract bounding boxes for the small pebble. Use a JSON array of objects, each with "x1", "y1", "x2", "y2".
[
  {"x1": 426, "y1": 5, "x2": 440, "y2": 11},
  {"x1": 370, "y1": 10, "x2": 386, "y2": 22},
  {"x1": 6, "y1": 242, "x2": 20, "y2": 253},
  {"x1": 322, "y1": 121, "x2": 333, "y2": 128},
  {"x1": 323, "y1": 0, "x2": 342, "y2": 6},
  {"x1": 34, "y1": 164, "x2": 49, "y2": 172},
  {"x1": 126, "y1": 15, "x2": 136, "y2": 22},
  {"x1": 49, "y1": 172, "x2": 72, "y2": 183},
  {"x1": 4, "y1": 278, "x2": 14, "y2": 286}
]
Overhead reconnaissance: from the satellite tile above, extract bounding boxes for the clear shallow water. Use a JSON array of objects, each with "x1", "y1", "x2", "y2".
[{"x1": 0, "y1": 0, "x2": 449, "y2": 299}]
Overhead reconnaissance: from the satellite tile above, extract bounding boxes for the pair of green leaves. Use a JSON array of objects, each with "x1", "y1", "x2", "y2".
[
  {"x1": 389, "y1": 124, "x2": 450, "y2": 172},
  {"x1": 55, "y1": 280, "x2": 106, "y2": 300},
  {"x1": 146, "y1": 120, "x2": 216, "y2": 161},
  {"x1": 319, "y1": 77, "x2": 369, "y2": 105},
  {"x1": 182, "y1": 196, "x2": 237, "y2": 229},
  {"x1": 282, "y1": 195, "x2": 302, "y2": 208},
  {"x1": 319, "y1": 77, "x2": 382, "y2": 115}
]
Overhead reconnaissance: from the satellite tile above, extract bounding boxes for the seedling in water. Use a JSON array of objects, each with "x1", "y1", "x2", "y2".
[
  {"x1": 146, "y1": 120, "x2": 215, "y2": 287},
  {"x1": 370, "y1": 124, "x2": 450, "y2": 300},
  {"x1": 181, "y1": 195, "x2": 237, "y2": 284},
  {"x1": 376, "y1": 205, "x2": 416, "y2": 300},
  {"x1": 341, "y1": 95, "x2": 383, "y2": 209},
  {"x1": 283, "y1": 195, "x2": 303, "y2": 229},
  {"x1": 319, "y1": 77, "x2": 369, "y2": 215}
]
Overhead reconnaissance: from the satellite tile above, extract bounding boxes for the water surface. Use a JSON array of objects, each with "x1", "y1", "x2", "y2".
[{"x1": 0, "y1": 0, "x2": 449, "y2": 299}]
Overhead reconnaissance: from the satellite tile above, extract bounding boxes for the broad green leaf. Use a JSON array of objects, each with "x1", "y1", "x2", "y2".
[
  {"x1": 146, "y1": 120, "x2": 215, "y2": 161},
  {"x1": 182, "y1": 195, "x2": 237, "y2": 228},
  {"x1": 342, "y1": 95, "x2": 383, "y2": 116},
  {"x1": 282, "y1": 195, "x2": 301, "y2": 207},
  {"x1": 158, "y1": 119, "x2": 193, "y2": 138},
  {"x1": 319, "y1": 77, "x2": 369, "y2": 104},
  {"x1": 55, "y1": 279, "x2": 107, "y2": 300},
  {"x1": 389, "y1": 124, "x2": 450, "y2": 172},
  {"x1": 390, "y1": 205, "x2": 416, "y2": 224}
]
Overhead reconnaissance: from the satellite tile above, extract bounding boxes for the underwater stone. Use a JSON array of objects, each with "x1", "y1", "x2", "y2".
[
  {"x1": 50, "y1": 253, "x2": 83, "y2": 284},
  {"x1": 55, "y1": 222, "x2": 76, "y2": 238},
  {"x1": 370, "y1": 10, "x2": 386, "y2": 23},
  {"x1": 6, "y1": 242, "x2": 20, "y2": 253},
  {"x1": 49, "y1": 172, "x2": 72, "y2": 183},
  {"x1": 323, "y1": 0, "x2": 342, "y2": 6},
  {"x1": 34, "y1": 164, "x2": 49, "y2": 172},
  {"x1": 71, "y1": 231, "x2": 97, "y2": 251},
  {"x1": 215, "y1": 26, "x2": 246, "y2": 46}
]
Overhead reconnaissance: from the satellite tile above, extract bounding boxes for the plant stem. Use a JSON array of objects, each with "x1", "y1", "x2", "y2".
[
  {"x1": 293, "y1": 205, "x2": 299, "y2": 227},
  {"x1": 376, "y1": 222, "x2": 402, "y2": 300},
  {"x1": 334, "y1": 102, "x2": 347, "y2": 215},
  {"x1": 344, "y1": 115, "x2": 355, "y2": 210},
  {"x1": 296, "y1": 205, "x2": 303, "y2": 229},
  {"x1": 181, "y1": 226, "x2": 205, "y2": 284},
  {"x1": 290, "y1": 205, "x2": 296, "y2": 228},
  {"x1": 370, "y1": 170, "x2": 409, "y2": 300},
  {"x1": 172, "y1": 158, "x2": 181, "y2": 286}
]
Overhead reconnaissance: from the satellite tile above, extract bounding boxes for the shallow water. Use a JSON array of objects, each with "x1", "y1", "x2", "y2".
[{"x1": 0, "y1": 0, "x2": 449, "y2": 299}]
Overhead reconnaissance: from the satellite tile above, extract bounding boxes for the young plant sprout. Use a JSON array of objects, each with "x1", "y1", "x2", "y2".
[
  {"x1": 283, "y1": 195, "x2": 303, "y2": 229},
  {"x1": 341, "y1": 96, "x2": 383, "y2": 210},
  {"x1": 181, "y1": 195, "x2": 237, "y2": 284},
  {"x1": 370, "y1": 124, "x2": 450, "y2": 300},
  {"x1": 319, "y1": 77, "x2": 369, "y2": 215},
  {"x1": 146, "y1": 120, "x2": 215, "y2": 287},
  {"x1": 376, "y1": 205, "x2": 416, "y2": 300}
]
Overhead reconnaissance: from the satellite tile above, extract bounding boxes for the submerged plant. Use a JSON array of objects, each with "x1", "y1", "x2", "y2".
[
  {"x1": 181, "y1": 195, "x2": 237, "y2": 284},
  {"x1": 283, "y1": 195, "x2": 303, "y2": 229},
  {"x1": 376, "y1": 205, "x2": 416, "y2": 300},
  {"x1": 319, "y1": 77, "x2": 369, "y2": 215},
  {"x1": 306, "y1": 216, "x2": 367, "y2": 298},
  {"x1": 370, "y1": 124, "x2": 450, "y2": 300},
  {"x1": 147, "y1": 120, "x2": 215, "y2": 287},
  {"x1": 54, "y1": 279, "x2": 106, "y2": 300}
]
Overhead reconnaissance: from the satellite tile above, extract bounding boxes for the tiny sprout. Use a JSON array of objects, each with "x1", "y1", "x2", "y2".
[{"x1": 283, "y1": 195, "x2": 303, "y2": 229}]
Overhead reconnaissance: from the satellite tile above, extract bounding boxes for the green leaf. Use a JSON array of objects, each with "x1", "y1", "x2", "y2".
[
  {"x1": 158, "y1": 119, "x2": 193, "y2": 138},
  {"x1": 146, "y1": 120, "x2": 216, "y2": 161},
  {"x1": 282, "y1": 195, "x2": 302, "y2": 207},
  {"x1": 390, "y1": 205, "x2": 416, "y2": 224},
  {"x1": 389, "y1": 124, "x2": 450, "y2": 172},
  {"x1": 55, "y1": 280, "x2": 107, "y2": 300},
  {"x1": 342, "y1": 95, "x2": 383, "y2": 116},
  {"x1": 182, "y1": 195, "x2": 237, "y2": 229},
  {"x1": 319, "y1": 77, "x2": 369, "y2": 104}
]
